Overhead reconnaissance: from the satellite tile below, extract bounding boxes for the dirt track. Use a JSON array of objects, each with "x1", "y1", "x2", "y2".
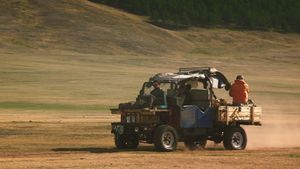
[
  {"x1": 1, "y1": 148, "x2": 299, "y2": 169},
  {"x1": 0, "y1": 112, "x2": 299, "y2": 169}
]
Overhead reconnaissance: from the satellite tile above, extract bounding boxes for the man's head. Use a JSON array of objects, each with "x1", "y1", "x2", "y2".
[
  {"x1": 236, "y1": 75, "x2": 244, "y2": 80},
  {"x1": 153, "y1": 81, "x2": 160, "y2": 88}
]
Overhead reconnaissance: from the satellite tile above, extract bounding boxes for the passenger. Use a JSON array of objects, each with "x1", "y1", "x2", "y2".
[
  {"x1": 150, "y1": 82, "x2": 164, "y2": 107},
  {"x1": 183, "y1": 84, "x2": 192, "y2": 105},
  {"x1": 229, "y1": 75, "x2": 249, "y2": 106},
  {"x1": 177, "y1": 84, "x2": 185, "y2": 97},
  {"x1": 177, "y1": 84, "x2": 191, "y2": 102}
]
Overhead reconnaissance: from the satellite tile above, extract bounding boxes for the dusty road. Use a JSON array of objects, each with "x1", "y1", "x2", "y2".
[
  {"x1": 0, "y1": 148, "x2": 299, "y2": 169},
  {"x1": 0, "y1": 111, "x2": 299, "y2": 169}
]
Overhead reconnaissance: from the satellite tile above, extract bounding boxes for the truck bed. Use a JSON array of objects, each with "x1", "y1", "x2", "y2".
[{"x1": 217, "y1": 105, "x2": 262, "y2": 125}]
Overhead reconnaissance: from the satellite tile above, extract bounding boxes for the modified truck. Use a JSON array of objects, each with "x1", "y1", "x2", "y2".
[{"x1": 111, "y1": 67, "x2": 262, "y2": 151}]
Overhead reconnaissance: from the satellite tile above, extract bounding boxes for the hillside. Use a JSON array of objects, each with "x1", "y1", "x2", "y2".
[{"x1": 0, "y1": 0, "x2": 190, "y2": 56}]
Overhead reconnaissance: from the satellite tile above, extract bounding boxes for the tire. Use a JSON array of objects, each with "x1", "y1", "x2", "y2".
[
  {"x1": 154, "y1": 125, "x2": 178, "y2": 152},
  {"x1": 223, "y1": 126, "x2": 247, "y2": 150},
  {"x1": 114, "y1": 134, "x2": 139, "y2": 149},
  {"x1": 184, "y1": 139, "x2": 207, "y2": 151}
]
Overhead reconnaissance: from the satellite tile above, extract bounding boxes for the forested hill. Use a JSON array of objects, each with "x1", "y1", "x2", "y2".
[{"x1": 92, "y1": 0, "x2": 300, "y2": 33}]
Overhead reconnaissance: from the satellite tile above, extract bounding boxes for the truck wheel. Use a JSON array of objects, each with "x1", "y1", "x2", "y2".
[
  {"x1": 223, "y1": 126, "x2": 247, "y2": 150},
  {"x1": 154, "y1": 125, "x2": 178, "y2": 152},
  {"x1": 115, "y1": 134, "x2": 139, "y2": 149},
  {"x1": 184, "y1": 139, "x2": 207, "y2": 151}
]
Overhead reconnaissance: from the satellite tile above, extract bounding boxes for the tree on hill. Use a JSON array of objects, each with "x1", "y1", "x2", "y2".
[{"x1": 92, "y1": 0, "x2": 300, "y2": 32}]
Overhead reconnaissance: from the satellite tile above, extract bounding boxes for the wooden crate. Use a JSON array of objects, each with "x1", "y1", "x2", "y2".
[
  {"x1": 217, "y1": 106, "x2": 262, "y2": 125},
  {"x1": 251, "y1": 106, "x2": 262, "y2": 124}
]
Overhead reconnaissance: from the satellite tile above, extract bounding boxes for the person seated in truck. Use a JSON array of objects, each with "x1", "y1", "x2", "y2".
[
  {"x1": 149, "y1": 81, "x2": 165, "y2": 107},
  {"x1": 182, "y1": 84, "x2": 192, "y2": 105},
  {"x1": 229, "y1": 75, "x2": 249, "y2": 106},
  {"x1": 177, "y1": 84, "x2": 192, "y2": 105}
]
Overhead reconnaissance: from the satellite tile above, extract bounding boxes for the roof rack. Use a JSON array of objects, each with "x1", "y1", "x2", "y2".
[{"x1": 179, "y1": 67, "x2": 217, "y2": 74}]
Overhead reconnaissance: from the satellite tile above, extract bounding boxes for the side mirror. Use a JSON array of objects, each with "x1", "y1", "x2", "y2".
[{"x1": 218, "y1": 81, "x2": 226, "y2": 88}]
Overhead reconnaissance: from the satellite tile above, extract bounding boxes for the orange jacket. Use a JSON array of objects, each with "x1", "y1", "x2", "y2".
[{"x1": 229, "y1": 80, "x2": 249, "y2": 104}]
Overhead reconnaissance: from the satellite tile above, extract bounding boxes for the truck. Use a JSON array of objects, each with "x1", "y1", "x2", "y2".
[{"x1": 111, "y1": 67, "x2": 262, "y2": 151}]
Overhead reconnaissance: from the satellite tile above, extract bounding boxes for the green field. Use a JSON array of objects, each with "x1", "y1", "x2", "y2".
[{"x1": 0, "y1": 1, "x2": 300, "y2": 166}]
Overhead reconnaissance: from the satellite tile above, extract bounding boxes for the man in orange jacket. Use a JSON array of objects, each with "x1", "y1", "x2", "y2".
[{"x1": 229, "y1": 75, "x2": 249, "y2": 105}]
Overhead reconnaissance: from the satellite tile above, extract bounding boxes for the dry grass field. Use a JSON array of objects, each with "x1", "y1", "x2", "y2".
[{"x1": 0, "y1": 0, "x2": 300, "y2": 168}]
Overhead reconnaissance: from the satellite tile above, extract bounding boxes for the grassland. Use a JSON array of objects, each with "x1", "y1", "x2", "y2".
[{"x1": 0, "y1": 0, "x2": 300, "y2": 168}]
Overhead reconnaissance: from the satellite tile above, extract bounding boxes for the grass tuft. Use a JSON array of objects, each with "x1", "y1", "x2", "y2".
[{"x1": 289, "y1": 154, "x2": 300, "y2": 158}]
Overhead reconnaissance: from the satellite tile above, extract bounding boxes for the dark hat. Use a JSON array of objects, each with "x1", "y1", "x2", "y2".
[{"x1": 236, "y1": 75, "x2": 244, "y2": 80}]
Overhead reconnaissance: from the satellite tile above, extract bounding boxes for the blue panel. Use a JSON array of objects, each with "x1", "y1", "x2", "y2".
[
  {"x1": 180, "y1": 105, "x2": 201, "y2": 128},
  {"x1": 180, "y1": 105, "x2": 215, "y2": 129},
  {"x1": 197, "y1": 107, "x2": 215, "y2": 128}
]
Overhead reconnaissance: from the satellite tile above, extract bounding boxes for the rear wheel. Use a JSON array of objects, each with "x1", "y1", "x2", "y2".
[
  {"x1": 223, "y1": 126, "x2": 247, "y2": 150},
  {"x1": 114, "y1": 134, "x2": 139, "y2": 149},
  {"x1": 154, "y1": 125, "x2": 178, "y2": 151},
  {"x1": 184, "y1": 139, "x2": 207, "y2": 150}
]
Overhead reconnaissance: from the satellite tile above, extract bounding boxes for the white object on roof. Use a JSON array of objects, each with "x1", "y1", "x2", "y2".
[{"x1": 173, "y1": 73, "x2": 205, "y2": 79}]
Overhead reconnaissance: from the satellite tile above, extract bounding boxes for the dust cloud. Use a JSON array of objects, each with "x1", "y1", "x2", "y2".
[
  {"x1": 245, "y1": 113, "x2": 300, "y2": 149},
  {"x1": 203, "y1": 112, "x2": 300, "y2": 150}
]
